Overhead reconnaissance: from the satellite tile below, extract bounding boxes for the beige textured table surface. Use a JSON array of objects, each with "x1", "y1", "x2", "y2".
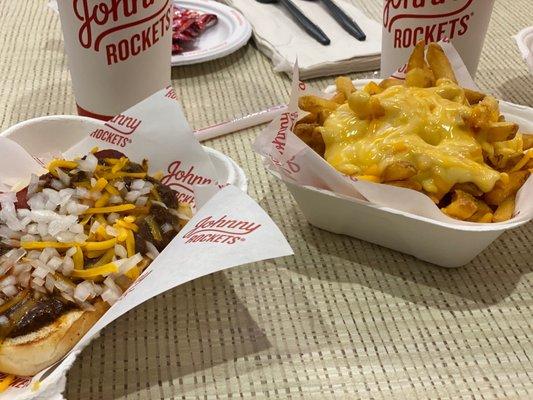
[{"x1": 1, "y1": 1, "x2": 533, "y2": 399}]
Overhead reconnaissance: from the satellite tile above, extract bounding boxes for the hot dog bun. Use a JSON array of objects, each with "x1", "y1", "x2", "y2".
[{"x1": 0, "y1": 301, "x2": 107, "y2": 376}]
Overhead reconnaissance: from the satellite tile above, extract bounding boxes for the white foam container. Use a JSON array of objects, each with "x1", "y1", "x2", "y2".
[
  {"x1": 269, "y1": 83, "x2": 533, "y2": 268},
  {"x1": 0, "y1": 115, "x2": 247, "y2": 192}
]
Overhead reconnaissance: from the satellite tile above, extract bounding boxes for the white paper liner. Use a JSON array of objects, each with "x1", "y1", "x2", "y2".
[
  {"x1": 253, "y1": 42, "x2": 533, "y2": 228},
  {"x1": 0, "y1": 89, "x2": 293, "y2": 399}
]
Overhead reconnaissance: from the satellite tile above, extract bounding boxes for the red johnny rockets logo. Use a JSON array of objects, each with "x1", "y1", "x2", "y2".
[
  {"x1": 182, "y1": 215, "x2": 261, "y2": 245},
  {"x1": 89, "y1": 113, "x2": 142, "y2": 147},
  {"x1": 160, "y1": 161, "x2": 214, "y2": 204},
  {"x1": 271, "y1": 111, "x2": 299, "y2": 156},
  {"x1": 164, "y1": 85, "x2": 178, "y2": 100},
  {"x1": 73, "y1": 0, "x2": 172, "y2": 65},
  {"x1": 383, "y1": 0, "x2": 474, "y2": 48}
]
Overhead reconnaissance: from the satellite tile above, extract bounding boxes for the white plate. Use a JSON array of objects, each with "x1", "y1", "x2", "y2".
[
  {"x1": 0, "y1": 115, "x2": 247, "y2": 192},
  {"x1": 171, "y1": 0, "x2": 252, "y2": 66}
]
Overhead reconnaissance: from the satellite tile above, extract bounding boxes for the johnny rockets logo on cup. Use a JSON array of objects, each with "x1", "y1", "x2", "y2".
[
  {"x1": 88, "y1": 113, "x2": 142, "y2": 147},
  {"x1": 74, "y1": 0, "x2": 171, "y2": 65},
  {"x1": 380, "y1": 0, "x2": 495, "y2": 78},
  {"x1": 160, "y1": 161, "x2": 214, "y2": 205},
  {"x1": 182, "y1": 215, "x2": 262, "y2": 245},
  {"x1": 57, "y1": 0, "x2": 173, "y2": 119}
]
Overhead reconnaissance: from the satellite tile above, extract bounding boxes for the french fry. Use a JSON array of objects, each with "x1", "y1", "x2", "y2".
[
  {"x1": 435, "y1": 83, "x2": 464, "y2": 102},
  {"x1": 379, "y1": 78, "x2": 403, "y2": 89},
  {"x1": 363, "y1": 81, "x2": 383, "y2": 95},
  {"x1": 480, "y1": 121, "x2": 519, "y2": 143},
  {"x1": 387, "y1": 180, "x2": 422, "y2": 191},
  {"x1": 426, "y1": 43, "x2": 457, "y2": 83},
  {"x1": 467, "y1": 198, "x2": 492, "y2": 222},
  {"x1": 298, "y1": 96, "x2": 339, "y2": 114},
  {"x1": 465, "y1": 96, "x2": 500, "y2": 128},
  {"x1": 509, "y1": 149, "x2": 532, "y2": 172},
  {"x1": 331, "y1": 92, "x2": 346, "y2": 104},
  {"x1": 382, "y1": 161, "x2": 417, "y2": 181},
  {"x1": 464, "y1": 88, "x2": 486, "y2": 105},
  {"x1": 453, "y1": 182, "x2": 483, "y2": 197},
  {"x1": 441, "y1": 190, "x2": 478, "y2": 220},
  {"x1": 492, "y1": 196, "x2": 515, "y2": 222},
  {"x1": 406, "y1": 40, "x2": 426, "y2": 71},
  {"x1": 317, "y1": 110, "x2": 333, "y2": 125},
  {"x1": 297, "y1": 112, "x2": 317, "y2": 124},
  {"x1": 405, "y1": 67, "x2": 435, "y2": 88},
  {"x1": 522, "y1": 134, "x2": 533, "y2": 150},
  {"x1": 294, "y1": 123, "x2": 325, "y2": 156},
  {"x1": 335, "y1": 76, "x2": 356, "y2": 98},
  {"x1": 348, "y1": 92, "x2": 384, "y2": 119},
  {"x1": 484, "y1": 170, "x2": 529, "y2": 205}
]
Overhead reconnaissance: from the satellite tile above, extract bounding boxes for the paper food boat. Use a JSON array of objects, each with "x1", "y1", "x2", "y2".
[
  {"x1": 254, "y1": 44, "x2": 533, "y2": 268},
  {"x1": 0, "y1": 89, "x2": 292, "y2": 399}
]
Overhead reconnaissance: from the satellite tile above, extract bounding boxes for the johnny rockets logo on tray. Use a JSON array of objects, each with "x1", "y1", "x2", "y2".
[
  {"x1": 182, "y1": 215, "x2": 262, "y2": 245},
  {"x1": 271, "y1": 111, "x2": 298, "y2": 156},
  {"x1": 73, "y1": 0, "x2": 172, "y2": 66},
  {"x1": 383, "y1": 0, "x2": 474, "y2": 48},
  {"x1": 160, "y1": 161, "x2": 214, "y2": 204},
  {"x1": 89, "y1": 113, "x2": 142, "y2": 147}
]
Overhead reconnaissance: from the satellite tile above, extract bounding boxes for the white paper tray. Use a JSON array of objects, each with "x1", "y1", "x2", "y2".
[{"x1": 266, "y1": 81, "x2": 533, "y2": 268}]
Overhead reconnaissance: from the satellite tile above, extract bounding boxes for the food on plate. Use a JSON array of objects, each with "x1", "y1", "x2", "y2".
[
  {"x1": 172, "y1": 6, "x2": 218, "y2": 54},
  {"x1": 294, "y1": 41, "x2": 532, "y2": 223},
  {"x1": 0, "y1": 149, "x2": 192, "y2": 377}
]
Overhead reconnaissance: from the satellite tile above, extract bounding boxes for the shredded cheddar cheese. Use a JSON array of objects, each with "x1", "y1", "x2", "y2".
[
  {"x1": 73, "y1": 246, "x2": 84, "y2": 269},
  {"x1": 83, "y1": 204, "x2": 136, "y2": 214},
  {"x1": 126, "y1": 230, "x2": 136, "y2": 257},
  {"x1": 71, "y1": 262, "x2": 119, "y2": 278},
  {"x1": 85, "y1": 238, "x2": 116, "y2": 251}
]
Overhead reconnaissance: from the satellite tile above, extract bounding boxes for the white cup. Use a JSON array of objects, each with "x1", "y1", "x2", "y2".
[
  {"x1": 57, "y1": 0, "x2": 173, "y2": 120},
  {"x1": 380, "y1": 0, "x2": 495, "y2": 78}
]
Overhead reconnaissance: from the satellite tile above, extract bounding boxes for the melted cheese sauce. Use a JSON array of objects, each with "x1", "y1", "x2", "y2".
[{"x1": 321, "y1": 83, "x2": 502, "y2": 194}]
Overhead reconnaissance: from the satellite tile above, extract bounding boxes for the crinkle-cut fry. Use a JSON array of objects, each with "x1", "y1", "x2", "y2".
[
  {"x1": 405, "y1": 67, "x2": 435, "y2": 88},
  {"x1": 484, "y1": 170, "x2": 530, "y2": 205},
  {"x1": 492, "y1": 196, "x2": 515, "y2": 222},
  {"x1": 426, "y1": 42, "x2": 457, "y2": 83},
  {"x1": 464, "y1": 88, "x2": 486, "y2": 105},
  {"x1": 407, "y1": 40, "x2": 426, "y2": 71},
  {"x1": 441, "y1": 190, "x2": 478, "y2": 220},
  {"x1": 387, "y1": 179, "x2": 422, "y2": 191},
  {"x1": 480, "y1": 121, "x2": 519, "y2": 143},
  {"x1": 298, "y1": 95, "x2": 339, "y2": 114},
  {"x1": 382, "y1": 161, "x2": 417, "y2": 182},
  {"x1": 335, "y1": 76, "x2": 356, "y2": 98}
]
